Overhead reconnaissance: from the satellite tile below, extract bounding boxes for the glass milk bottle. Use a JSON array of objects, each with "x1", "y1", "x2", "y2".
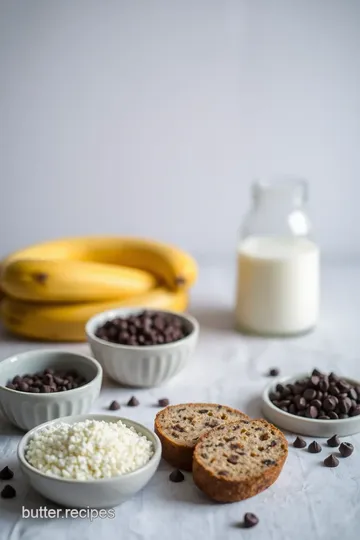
[{"x1": 235, "y1": 179, "x2": 320, "y2": 336}]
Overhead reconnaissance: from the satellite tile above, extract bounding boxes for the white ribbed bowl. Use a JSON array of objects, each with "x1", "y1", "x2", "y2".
[
  {"x1": 86, "y1": 308, "x2": 199, "y2": 387},
  {"x1": 18, "y1": 414, "x2": 162, "y2": 508},
  {"x1": 0, "y1": 350, "x2": 102, "y2": 431}
]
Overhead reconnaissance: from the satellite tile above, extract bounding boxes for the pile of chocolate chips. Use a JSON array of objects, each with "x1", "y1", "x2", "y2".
[
  {"x1": 6, "y1": 368, "x2": 87, "y2": 394},
  {"x1": 269, "y1": 369, "x2": 360, "y2": 420},
  {"x1": 95, "y1": 310, "x2": 190, "y2": 346}
]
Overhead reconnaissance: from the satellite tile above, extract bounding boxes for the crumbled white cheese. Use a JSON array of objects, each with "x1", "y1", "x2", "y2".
[{"x1": 25, "y1": 419, "x2": 154, "y2": 480}]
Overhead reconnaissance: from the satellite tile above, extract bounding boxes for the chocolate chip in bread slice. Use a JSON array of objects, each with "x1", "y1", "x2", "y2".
[
  {"x1": 193, "y1": 419, "x2": 288, "y2": 502},
  {"x1": 154, "y1": 403, "x2": 249, "y2": 471}
]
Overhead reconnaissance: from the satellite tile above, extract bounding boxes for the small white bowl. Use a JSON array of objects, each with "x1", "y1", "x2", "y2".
[
  {"x1": 86, "y1": 308, "x2": 199, "y2": 387},
  {"x1": 262, "y1": 373, "x2": 360, "y2": 437},
  {"x1": 0, "y1": 349, "x2": 102, "y2": 431},
  {"x1": 18, "y1": 414, "x2": 161, "y2": 508}
]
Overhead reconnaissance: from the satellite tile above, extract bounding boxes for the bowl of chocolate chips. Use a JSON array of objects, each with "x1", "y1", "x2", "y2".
[
  {"x1": 262, "y1": 369, "x2": 360, "y2": 437},
  {"x1": 86, "y1": 308, "x2": 199, "y2": 387},
  {"x1": 0, "y1": 349, "x2": 102, "y2": 431}
]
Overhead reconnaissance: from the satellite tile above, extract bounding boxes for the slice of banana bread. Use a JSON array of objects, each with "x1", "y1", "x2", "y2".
[
  {"x1": 193, "y1": 419, "x2": 288, "y2": 502},
  {"x1": 154, "y1": 403, "x2": 249, "y2": 471}
]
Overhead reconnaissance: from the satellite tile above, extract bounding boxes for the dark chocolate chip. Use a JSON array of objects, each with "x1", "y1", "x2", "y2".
[
  {"x1": 169, "y1": 469, "x2": 184, "y2": 482},
  {"x1": 319, "y1": 379, "x2": 329, "y2": 392},
  {"x1": 310, "y1": 399, "x2": 322, "y2": 409},
  {"x1": 312, "y1": 368, "x2": 323, "y2": 377},
  {"x1": 158, "y1": 398, "x2": 169, "y2": 407},
  {"x1": 338, "y1": 380, "x2": 350, "y2": 392},
  {"x1": 109, "y1": 400, "x2": 120, "y2": 411},
  {"x1": 303, "y1": 388, "x2": 317, "y2": 401},
  {"x1": 329, "y1": 386, "x2": 340, "y2": 397},
  {"x1": 328, "y1": 411, "x2": 339, "y2": 419},
  {"x1": 308, "y1": 441, "x2": 322, "y2": 453},
  {"x1": 348, "y1": 388, "x2": 358, "y2": 400},
  {"x1": 339, "y1": 442, "x2": 354, "y2": 458},
  {"x1": 339, "y1": 398, "x2": 352, "y2": 414},
  {"x1": 323, "y1": 397, "x2": 337, "y2": 412},
  {"x1": 243, "y1": 513, "x2": 259, "y2": 528},
  {"x1": 350, "y1": 405, "x2": 360, "y2": 417},
  {"x1": 262, "y1": 459, "x2": 276, "y2": 466},
  {"x1": 0, "y1": 466, "x2": 14, "y2": 480},
  {"x1": 294, "y1": 395, "x2": 307, "y2": 410},
  {"x1": 327, "y1": 435, "x2": 340, "y2": 447},
  {"x1": 310, "y1": 375, "x2": 320, "y2": 387},
  {"x1": 217, "y1": 470, "x2": 228, "y2": 476},
  {"x1": 1, "y1": 485, "x2": 16, "y2": 499},
  {"x1": 305, "y1": 405, "x2": 319, "y2": 419},
  {"x1": 293, "y1": 437, "x2": 307, "y2": 448},
  {"x1": 227, "y1": 455, "x2": 239, "y2": 464},
  {"x1": 268, "y1": 368, "x2": 280, "y2": 377},
  {"x1": 127, "y1": 396, "x2": 139, "y2": 407},
  {"x1": 324, "y1": 454, "x2": 339, "y2": 467}
]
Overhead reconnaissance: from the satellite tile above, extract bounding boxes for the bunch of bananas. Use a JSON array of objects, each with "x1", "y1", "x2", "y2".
[{"x1": 0, "y1": 236, "x2": 198, "y2": 342}]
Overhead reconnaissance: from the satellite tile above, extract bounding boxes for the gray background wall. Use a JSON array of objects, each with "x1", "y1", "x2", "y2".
[{"x1": 1, "y1": 0, "x2": 359, "y2": 260}]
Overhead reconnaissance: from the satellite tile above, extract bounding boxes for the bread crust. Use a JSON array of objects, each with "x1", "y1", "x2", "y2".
[
  {"x1": 154, "y1": 403, "x2": 249, "y2": 472},
  {"x1": 192, "y1": 420, "x2": 288, "y2": 502}
]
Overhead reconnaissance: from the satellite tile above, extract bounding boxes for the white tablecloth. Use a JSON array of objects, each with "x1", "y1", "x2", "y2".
[{"x1": 1, "y1": 262, "x2": 360, "y2": 540}]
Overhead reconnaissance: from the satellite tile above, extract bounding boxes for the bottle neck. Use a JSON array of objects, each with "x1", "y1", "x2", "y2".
[{"x1": 252, "y1": 178, "x2": 307, "y2": 211}]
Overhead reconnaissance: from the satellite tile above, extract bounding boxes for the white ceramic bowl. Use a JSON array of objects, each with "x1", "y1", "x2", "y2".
[
  {"x1": 0, "y1": 349, "x2": 102, "y2": 431},
  {"x1": 18, "y1": 414, "x2": 161, "y2": 508},
  {"x1": 262, "y1": 373, "x2": 360, "y2": 437},
  {"x1": 86, "y1": 308, "x2": 199, "y2": 387}
]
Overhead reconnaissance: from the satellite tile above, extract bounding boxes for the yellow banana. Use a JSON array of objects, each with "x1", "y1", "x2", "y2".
[
  {"x1": 1, "y1": 288, "x2": 188, "y2": 342},
  {"x1": 1, "y1": 236, "x2": 198, "y2": 290},
  {"x1": 1, "y1": 259, "x2": 157, "y2": 303}
]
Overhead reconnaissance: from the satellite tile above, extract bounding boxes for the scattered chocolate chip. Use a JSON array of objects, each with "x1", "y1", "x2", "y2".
[
  {"x1": 169, "y1": 469, "x2": 184, "y2": 482},
  {"x1": 339, "y1": 442, "x2": 354, "y2": 458},
  {"x1": 1, "y1": 485, "x2": 16, "y2": 499},
  {"x1": 127, "y1": 396, "x2": 139, "y2": 407},
  {"x1": 308, "y1": 441, "x2": 322, "y2": 454},
  {"x1": 227, "y1": 455, "x2": 239, "y2": 464},
  {"x1": 243, "y1": 513, "x2": 259, "y2": 528},
  {"x1": 109, "y1": 400, "x2": 120, "y2": 411},
  {"x1": 293, "y1": 437, "x2": 307, "y2": 448},
  {"x1": 158, "y1": 398, "x2": 170, "y2": 407},
  {"x1": 268, "y1": 368, "x2": 280, "y2": 377},
  {"x1": 217, "y1": 470, "x2": 229, "y2": 476},
  {"x1": 327, "y1": 435, "x2": 340, "y2": 447},
  {"x1": 324, "y1": 454, "x2": 339, "y2": 468},
  {"x1": 0, "y1": 466, "x2": 14, "y2": 480}
]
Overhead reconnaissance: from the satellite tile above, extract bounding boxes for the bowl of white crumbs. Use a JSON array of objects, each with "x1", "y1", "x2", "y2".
[{"x1": 17, "y1": 414, "x2": 161, "y2": 508}]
